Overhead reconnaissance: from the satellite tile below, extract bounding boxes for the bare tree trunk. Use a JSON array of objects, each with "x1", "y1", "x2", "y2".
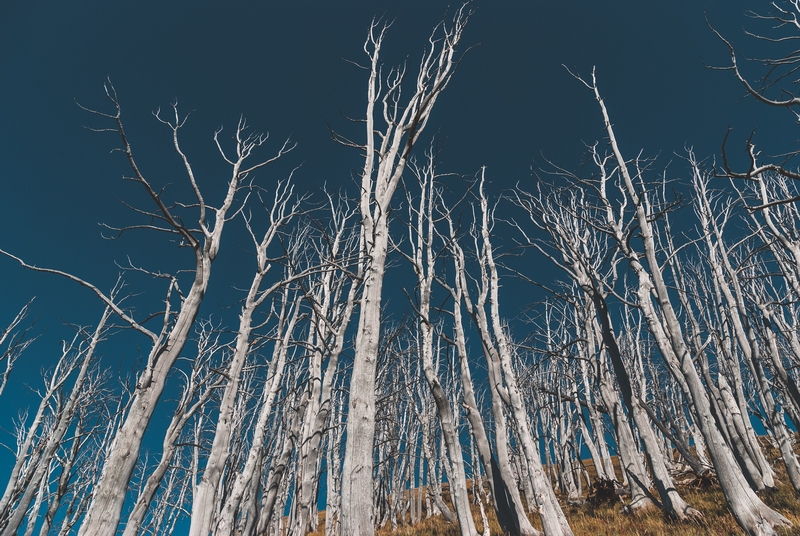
[
  {"x1": 399, "y1": 154, "x2": 478, "y2": 536},
  {"x1": 0, "y1": 307, "x2": 111, "y2": 535},
  {"x1": 448, "y1": 223, "x2": 542, "y2": 536},
  {"x1": 474, "y1": 174, "x2": 573, "y2": 536},
  {"x1": 189, "y1": 182, "x2": 299, "y2": 536},
  {"x1": 122, "y1": 325, "x2": 221, "y2": 536},
  {"x1": 339, "y1": 9, "x2": 469, "y2": 534},
  {"x1": 554, "y1": 398, "x2": 579, "y2": 502},
  {"x1": 259, "y1": 390, "x2": 310, "y2": 534},
  {"x1": 577, "y1": 358, "x2": 614, "y2": 482},
  {"x1": 215, "y1": 289, "x2": 303, "y2": 536},
  {"x1": 324, "y1": 389, "x2": 345, "y2": 536},
  {"x1": 583, "y1": 71, "x2": 790, "y2": 535},
  {"x1": 595, "y1": 348, "x2": 654, "y2": 512},
  {"x1": 664, "y1": 206, "x2": 771, "y2": 492},
  {"x1": 0, "y1": 300, "x2": 35, "y2": 398},
  {"x1": 292, "y1": 208, "x2": 358, "y2": 536},
  {"x1": 692, "y1": 169, "x2": 800, "y2": 492},
  {"x1": 37, "y1": 410, "x2": 85, "y2": 536},
  {"x1": 591, "y1": 291, "x2": 703, "y2": 518},
  {"x1": 513, "y1": 148, "x2": 702, "y2": 520},
  {"x1": 1, "y1": 92, "x2": 297, "y2": 536}
]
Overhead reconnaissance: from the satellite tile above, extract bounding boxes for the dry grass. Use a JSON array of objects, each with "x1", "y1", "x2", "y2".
[
  {"x1": 307, "y1": 481, "x2": 800, "y2": 535},
  {"x1": 556, "y1": 441, "x2": 800, "y2": 535},
  {"x1": 563, "y1": 477, "x2": 800, "y2": 535},
  {"x1": 307, "y1": 443, "x2": 800, "y2": 535}
]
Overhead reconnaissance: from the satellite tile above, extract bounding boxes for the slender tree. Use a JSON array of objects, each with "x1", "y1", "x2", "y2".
[
  {"x1": 0, "y1": 89, "x2": 294, "y2": 536},
  {"x1": 397, "y1": 152, "x2": 478, "y2": 535},
  {"x1": 337, "y1": 7, "x2": 470, "y2": 534},
  {"x1": 578, "y1": 69, "x2": 789, "y2": 534},
  {"x1": 0, "y1": 300, "x2": 35, "y2": 398}
]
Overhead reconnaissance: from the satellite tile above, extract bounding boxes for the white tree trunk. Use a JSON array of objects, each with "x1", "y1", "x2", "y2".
[
  {"x1": 475, "y1": 174, "x2": 573, "y2": 536},
  {"x1": 189, "y1": 183, "x2": 298, "y2": 536},
  {"x1": 214, "y1": 290, "x2": 302, "y2": 536},
  {"x1": 339, "y1": 9, "x2": 469, "y2": 534},
  {"x1": 587, "y1": 72, "x2": 790, "y2": 535},
  {"x1": 68, "y1": 97, "x2": 293, "y2": 536}
]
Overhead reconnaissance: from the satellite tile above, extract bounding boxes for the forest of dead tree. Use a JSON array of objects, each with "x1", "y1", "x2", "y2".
[{"x1": 5, "y1": 2, "x2": 800, "y2": 536}]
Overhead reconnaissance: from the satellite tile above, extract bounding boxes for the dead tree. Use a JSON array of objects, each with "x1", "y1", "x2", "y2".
[
  {"x1": 453, "y1": 172, "x2": 572, "y2": 536},
  {"x1": 121, "y1": 321, "x2": 224, "y2": 536},
  {"x1": 188, "y1": 180, "x2": 305, "y2": 536},
  {"x1": 394, "y1": 151, "x2": 478, "y2": 535},
  {"x1": 336, "y1": 7, "x2": 471, "y2": 533},
  {"x1": 213, "y1": 283, "x2": 304, "y2": 536},
  {"x1": 573, "y1": 69, "x2": 789, "y2": 535},
  {"x1": 440, "y1": 196, "x2": 542, "y2": 536},
  {"x1": 289, "y1": 196, "x2": 360, "y2": 536},
  {"x1": 324, "y1": 385, "x2": 346, "y2": 536},
  {"x1": 0, "y1": 86, "x2": 294, "y2": 536},
  {"x1": 657, "y1": 185, "x2": 775, "y2": 493},
  {"x1": 731, "y1": 172, "x2": 800, "y2": 422},
  {"x1": 0, "y1": 300, "x2": 35, "y2": 398},
  {"x1": 688, "y1": 165, "x2": 800, "y2": 492},
  {"x1": 0, "y1": 305, "x2": 111, "y2": 535}
]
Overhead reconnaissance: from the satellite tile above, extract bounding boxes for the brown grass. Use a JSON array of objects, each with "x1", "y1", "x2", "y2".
[
  {"x1": 307, "y1": 443, "x2": 800, "y2": 535},
  {"x1": 306, "y1": 482, "x2": 800, "y2": 535}
]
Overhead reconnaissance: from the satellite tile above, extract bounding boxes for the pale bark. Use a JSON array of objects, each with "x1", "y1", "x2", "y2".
[
  {"x1": 0, "y1": 300, "x2": 35, "y2": 398},
  {"x1": 454, "y1": 240, "x2": 541, "y2": 535},
  {"x1": 692, "y1": 168, "x2": 800, "y2": 491},
  {"x1": 399, "y1": 154, "x2": 478, "y2": 535},
  {"x1": 663, "y1": 202, "x2": 771, "y2": 491},
  {"x1": 0, "y1": 307, "x2": 111, "y2": 536},
  {"x1": 214, "y1": 288, "x2": 302, "y2": 536},
  {"x1": 0, "y1": 90, "x2": 294, "y2": 536},
  {"x1": 554, "y1": 398, "x2": 580, "y2": 502},
  {"x1": 513, "y1": 156, "x2": 701, "y2": 519},
  {"x1": 290, "y1": 203, "x2": 359, "y2": 536},
  {"x1": 324, "y1": 389, "x2": 345, "y2": 536},
  {"x1": 594, "y1": 299, "x2": 701, "y2": 518},
  {"x1": 188, "y1": 182, "x2": 300, "y2": 536},
  {"x1": 581, "y1": 70, "x2": 790, "y2": 534},
  {"x1": 690, "y1": 168, "x2": 800, "y2": 492},
  {"x1": 339, "y1": 8, "x2": 470, "y2": 534},
  {"x1": 753, "y1": 298, "x2": 800, "y2": 424},
  {"x1": 595, "y1": 345, "x2": 654, "y2": 512},
  {"x1": 37, "y1": 411, "x2": 85, "y2": 536},
  {"x1": 122, "y1": 326, "x2": 221, "y2": 536},
  {"x1": 578, "y1": 358, "x2": 615, "y2": 481},
  {"x1": 466, "y1": 173, "x2": 571, "y2": 536},
  {"x1": 448, "y1": 232, "x2": 541, "y2": 535},
  {"x1": 259, "y1": 390, "x2": 310, "y2": 534}
]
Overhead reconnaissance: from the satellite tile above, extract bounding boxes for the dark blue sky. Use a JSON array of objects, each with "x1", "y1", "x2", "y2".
[{"x1": 0, "y1": 1, "x2": 792, "y2": 419}]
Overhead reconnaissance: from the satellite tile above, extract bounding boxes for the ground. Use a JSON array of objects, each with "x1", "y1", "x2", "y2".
[{"x1": 307, "y1": 438, "x2": 800, "y2": 535}]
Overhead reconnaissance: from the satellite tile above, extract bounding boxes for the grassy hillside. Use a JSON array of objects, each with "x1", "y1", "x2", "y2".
[{"x1": 308, "y1": 442, "x2": 800, "y2": 535}]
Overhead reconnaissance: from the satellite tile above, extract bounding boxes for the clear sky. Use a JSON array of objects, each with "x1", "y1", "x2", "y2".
[{"x1": 0, "y1": 0, "x2": 793, "y2": 463}]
